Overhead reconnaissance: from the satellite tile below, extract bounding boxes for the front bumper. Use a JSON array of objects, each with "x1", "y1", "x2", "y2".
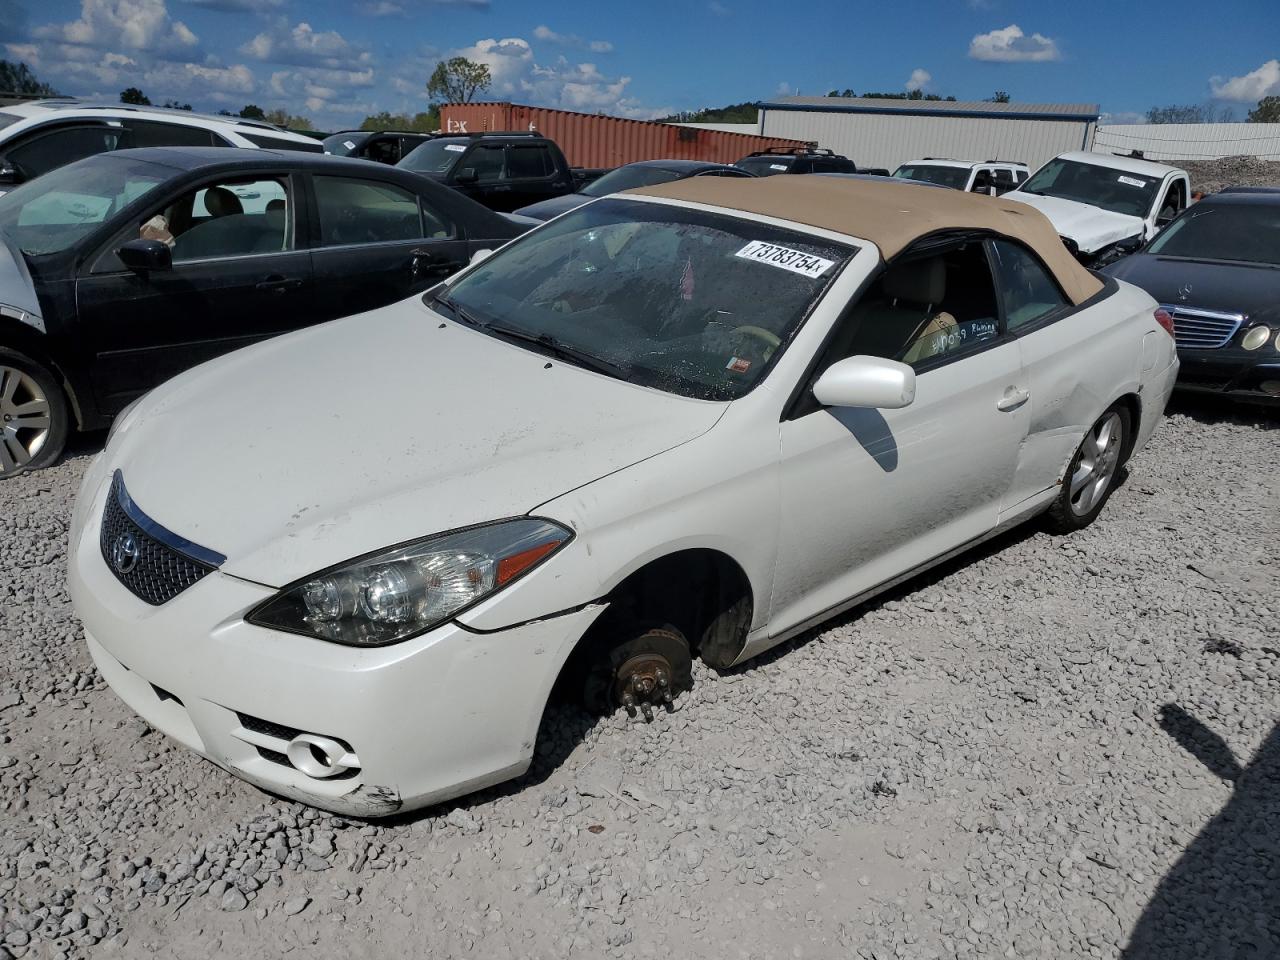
[
  {"x1": 1175, "y1": 349, "x2": 1280, "y2": 405},
  {"x1": 69, "y1": 459, "x2": 605, "y2": 817}
]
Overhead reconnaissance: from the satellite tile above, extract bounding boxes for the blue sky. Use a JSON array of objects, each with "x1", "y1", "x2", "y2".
[{"x1": 2, "y1": 0, "x2": 1278, "y2": 129}]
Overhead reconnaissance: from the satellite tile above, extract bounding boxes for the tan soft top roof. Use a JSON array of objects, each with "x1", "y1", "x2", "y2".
[{"x1": 626, "y1": 175, "x2": 1103, "y2": 305}]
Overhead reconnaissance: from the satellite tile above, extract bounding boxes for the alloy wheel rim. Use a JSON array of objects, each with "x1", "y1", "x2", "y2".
[
  {"x1": 0, "y1": 365, "x2": 53, "y2": 476},
  {"x1": 1068, "y1": 412, "x2": 1122, "y2": 517}
]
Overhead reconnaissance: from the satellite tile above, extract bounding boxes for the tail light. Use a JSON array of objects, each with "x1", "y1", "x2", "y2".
[{"x1": 1154, "y1": 308, "x2": 1175, "y2": 338}]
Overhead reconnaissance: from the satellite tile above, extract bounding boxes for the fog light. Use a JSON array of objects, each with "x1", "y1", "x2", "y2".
[
  {"x1": 1242, "y1": 325, "x2": 1270, "y2": 350},
  {"x1": 286, "y1": 733, "x2": 359, "y2": 779}
]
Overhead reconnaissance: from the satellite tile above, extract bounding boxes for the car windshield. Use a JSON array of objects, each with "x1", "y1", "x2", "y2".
[
  {"x1": 893, "y1": 164, "x2": 970, "y2": 190},
  {"x1": 1019, "y1": 158, "x2": 1160, "y2": 218},
  {"x1": 0, "y1": 154, "x2": 167, "y2": 256},
  {"x1": 322, "y1": 132, "x2": 369, "y2": 156},
  {"x1": 1147, "y1": 203, "x2": 1280, "y2": 266},
  {"x1": 438, "y1": 197, "x2": 854, "y2": 401},
  {"x1": 399, "y1": 138, "x2": 464, "y2": 175},
  {"x1": 0, "y1": 111, "x2": 21, "y2": 131},
  {"x1": 581, "y1": 165, "x2": 685, "y2": 197},
  {"x1": 735, "y1": 157, "x2": 793, "y2": 177}
]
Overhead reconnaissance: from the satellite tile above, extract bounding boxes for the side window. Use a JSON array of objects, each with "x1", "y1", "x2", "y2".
[
  {"x1": 7, "y1": 125, "x2": 122, "y2": 179},
  {"x1": 122, "y1": 120, "x2": 219, "y2": 148},
  {"x1": 990, "y1": 169, "x2": 1017, "y2": 195},
  {"x1": 821, "y1": 243, "x2": 1001, "y2": 371},
  {"x1": 507, "y1": 144, "x2": 554, "y2": 179},
  {"x1": 989, "y1": 239, "x2": 1069, "y2": 332},
  {"x1": 240, "y1": 133, "x2": 323, "y2": 153},
  {"x1": 315, "y1": 176, "x2": 446, "y2": 245},
  {"x1": 143, "y1": 177, "x2": 292, "y2": 263},
  {"x1": 1015, "y1": 170, "x2": 1028, "y2": 183},
  {"x1": 1156, "y1": 180, "x2": 1186, "y2": 222},
  {"x1": 461, "y1": 144, "x2": 505, "y2": 182},
  {"x1": 365, "y1": 137, "x2": 400, "y2": 164}
]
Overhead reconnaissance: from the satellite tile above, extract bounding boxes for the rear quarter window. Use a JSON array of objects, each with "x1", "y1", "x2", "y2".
[{"x1": 241, "y1": 133, "x2": 323, "y2": 153}]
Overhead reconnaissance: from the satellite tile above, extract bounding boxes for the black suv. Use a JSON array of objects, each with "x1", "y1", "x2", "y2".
[
  {"x1": 735, "y1": 147, "x2": 856, "y2": 177},
  {"x1": 397, "y1": 132, "x2": 576, "y2": 213},
  {"x1": 322, "y1": 130, "x2": 434, "y2": 165}
]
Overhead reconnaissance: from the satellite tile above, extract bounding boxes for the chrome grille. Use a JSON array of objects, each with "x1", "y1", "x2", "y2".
[
  {"x1": 1161, "y1": 305, "x2": 1245, "y2": 350},
  {"x1": 99, "y1": 472, "x2": 225, "y2": 606}
]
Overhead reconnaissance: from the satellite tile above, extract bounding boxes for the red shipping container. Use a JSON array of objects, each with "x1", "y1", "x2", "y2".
[{"x1": 439, "y1": 102, "x2": 809, "y2": 168}]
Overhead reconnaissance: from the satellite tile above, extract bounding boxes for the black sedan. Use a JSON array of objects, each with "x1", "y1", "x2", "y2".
[
  {"x1": 1104, "y1": 190, "x2": 1280, "y2": 405},
  {"x1": 513, "y1": 159, "x2": 752, "y2": 221},
  {"x1": 0, "y1": 147, "x2": 526, "y2": 477}
]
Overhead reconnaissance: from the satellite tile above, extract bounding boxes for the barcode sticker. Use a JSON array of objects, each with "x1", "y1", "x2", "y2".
[
  {"x1": 1117, "y1": 176, "x2": 1146, "y2": 188},
  {"x1": 444, "y1": 143, "x2": 467, "y2": 152},
  {"x1": 769, "y1": 164, "x2": 787, "y2": 171},
  {"x1": 734, "y1": 240, "x2": 835, "y2": 279}
]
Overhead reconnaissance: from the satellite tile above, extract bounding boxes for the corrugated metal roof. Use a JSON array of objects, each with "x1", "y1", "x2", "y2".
[{"x1": 761, "y1": 96, "x2": 1099, "y2": 121}]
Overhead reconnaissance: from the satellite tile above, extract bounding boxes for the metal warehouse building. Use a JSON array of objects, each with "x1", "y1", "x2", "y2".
[{"x1": 758, "y1": 96, "x2": 1100, "y2": 172}]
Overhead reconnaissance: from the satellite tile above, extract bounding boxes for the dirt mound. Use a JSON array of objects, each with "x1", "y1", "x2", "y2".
[{"x1": 1182, "y1": 155, "x2": 1280, "y2": 194}]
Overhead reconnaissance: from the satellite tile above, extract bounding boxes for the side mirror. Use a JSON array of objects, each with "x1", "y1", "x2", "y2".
[
  {"x1": 454, "y1": 168, "x2": 479, "y2": 185},
  {"x1": 0, "y1": 157, "x2": 24, "y2": 186},
  {"x1": 970, "y1": 174, "x2": 992, "y2": 194},
  {"x1": 1155, "y1": 209, "x2": 1176, "y2": 228},
  {"x1": 469, "y1": 248, "x2": 493, "y2": 265},
  {"x1": 813, "y1": 355, "x2": 916, "y2": 409},
  {"x1": 118, "y1": 238, "x2": 172, "y2": 273}
]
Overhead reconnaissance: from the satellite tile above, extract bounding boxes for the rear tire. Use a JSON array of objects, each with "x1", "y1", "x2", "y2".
[
  {"x1": 0, "y1": 349, "x2": 68, "y2": 480},
  {"x1": 580, "y1": 621, "x2": 693, "y2": 720},
  {"x1": 1045, "y1": 404, "x2": 1130, "y2": 533}
]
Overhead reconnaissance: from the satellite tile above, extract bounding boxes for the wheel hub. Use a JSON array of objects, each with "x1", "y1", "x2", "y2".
[{"x1": 614, "y1": 653, "x2": 675, "y2": 721}]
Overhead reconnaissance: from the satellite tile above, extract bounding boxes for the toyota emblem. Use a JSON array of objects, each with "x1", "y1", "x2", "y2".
[{"x1": 111, "y1": 532, "x2": 140, "y2": 574}]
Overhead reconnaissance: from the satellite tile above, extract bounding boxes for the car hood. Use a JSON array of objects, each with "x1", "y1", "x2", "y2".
[
  {"x1": 0, "y1": 234, "x2": 43, "y2": 326},
  {"x1": 111, "y1": 298, "x2": 727, "y2": 587},
  {"x1": 514, "y1": 194, "x2": 591, "y2": 222},
  {"x1": 1005, "y1": 192, "x2": 1145, "y2": 253},
  {"x1": 1103, "y1": 254, "x2": 1280, "y2": 323}
]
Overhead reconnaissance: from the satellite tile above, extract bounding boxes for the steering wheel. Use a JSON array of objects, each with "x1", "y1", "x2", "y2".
[{"x1": 732, "y1": 325, "x2": 782, "y2": 359}]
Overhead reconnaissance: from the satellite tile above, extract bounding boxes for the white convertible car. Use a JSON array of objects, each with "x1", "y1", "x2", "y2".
[{"x1": 69, "y1": 177, "x2": 1179, "y2": 815}]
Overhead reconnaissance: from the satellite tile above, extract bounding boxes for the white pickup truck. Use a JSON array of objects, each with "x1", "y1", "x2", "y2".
[{"x1": 1004, "y1": 151, "x2": 1191, "y2": 267}]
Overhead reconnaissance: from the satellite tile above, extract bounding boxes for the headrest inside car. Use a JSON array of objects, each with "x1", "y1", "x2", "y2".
[{"x1": 883, "y1": 258, "x2": 946, "y2": 306}]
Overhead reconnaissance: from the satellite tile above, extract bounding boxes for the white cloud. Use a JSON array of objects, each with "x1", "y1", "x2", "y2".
[
  {"x1": 1210, "y1": 59, "x2": 1280, "y2": 102},
  {"x1": 241, "y1": 21, "x2": 371, "y2": 70},
  {"x1": 33, "y1": 0, "x2": 198, "y2": 54},
  {"x1": 905, "y1": 68, "x2": 931, "y2": 92},
  {"x1": 532, "y1": 25, "x2": 613, "y2": 53},
  {"x1": 708, "y1": 1, "x2": 730, "y2": 15},
  {"x1": 968, "y1": 24, "x2": 1060, "y2": 63},
  {"x1": 455, "y1": 37, "x2": 534, "y2": 93},
  {"x1": 775, "y1": 81, "x2": 794, "y2": 96}
]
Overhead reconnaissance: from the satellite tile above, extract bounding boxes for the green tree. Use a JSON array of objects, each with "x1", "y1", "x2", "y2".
[
  {"x1": 988, "y1": 91, "x2": 1011, "y2": 103},
  {"x1": 161, "y1": 99, "x2": 192, "y2": 111},
  {"x1": 239, "y1": 104, "x2": 266, "y2": 120},
  {"x1": 0, "y1": 60, "x2": 58, "y2": 96},
  {"x1": 120, "y1": 87, "x2": 151, "y2": 105},
  {"x1": 427, "y1": 57, "x2": 491, "y2": 104},
  {"x1": 1248, "y1": 96, "x2": 1280, "y2": 123},
  {"x1": 263, "y1": 108, "x2": 314, "y2": 130},
  {"x1": 359, "y1": 109, "x2": 439, "y2": 133},
  {"x1": 1146, "y1": 103, "x2": 1235, "y2": 123}
]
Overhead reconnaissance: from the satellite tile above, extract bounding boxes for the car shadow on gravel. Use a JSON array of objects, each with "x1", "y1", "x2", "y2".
[
  {"x1": 1167, "y1": 393, "x2": 1279, "y2": 428},
  {"x1": 1122, "y1": 708, "x2": 1279, "y2": 958}
]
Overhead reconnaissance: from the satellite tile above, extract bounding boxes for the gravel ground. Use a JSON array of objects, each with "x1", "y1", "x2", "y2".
[
  {"x1": 1182, "y1": 156, "x2": 1280, "y2": 194},
  {"x1": 1, "y1": 399, "x2": 1277, "y2": 960}
]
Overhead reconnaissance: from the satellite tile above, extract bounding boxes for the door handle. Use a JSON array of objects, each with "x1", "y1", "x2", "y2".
[
  {"x1": 996, "y1": 386, "x2": 1030, "y2": 412},
  {"x1": 255, "y1": 276, "x2": 302, "y2": 294}
]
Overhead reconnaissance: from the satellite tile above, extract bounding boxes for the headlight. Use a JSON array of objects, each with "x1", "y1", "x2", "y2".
[
  {"x1": 1241, "y1": 325, "x2": 1271, "y2": 350},
  {"x1": 105, "y1": 395, "x2": 146, "y2": 448},
  {"x1": 246, "y1": 518, "x2": 572, "y2": 646}
]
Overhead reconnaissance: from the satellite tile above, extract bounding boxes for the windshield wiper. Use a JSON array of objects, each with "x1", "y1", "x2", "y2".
[
  {"x1": 431, "y1": 291, "x2": 485, "y2": 328},
  {"x1": 485, "y1": 322, "x2": 631, "y2": 379}
]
